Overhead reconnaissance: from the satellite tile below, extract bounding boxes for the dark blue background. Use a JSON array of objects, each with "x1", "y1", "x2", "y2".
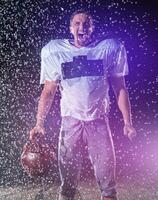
[{"x1": 0, "y1": 0, "x2": 158, "y2": 186}]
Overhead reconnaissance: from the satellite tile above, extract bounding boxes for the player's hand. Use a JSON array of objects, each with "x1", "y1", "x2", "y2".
[
  {"x1": 29, "y1": 125, "x2": 45, "y2": 142},
  {"x1": 123, "y1": 124, "x2": 137, "y2": 141}
]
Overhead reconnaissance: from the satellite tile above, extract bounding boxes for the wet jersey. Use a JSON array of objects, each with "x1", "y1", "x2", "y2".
[{"x1": 40, "y1": 39, "x2": 128, "y2": 120}]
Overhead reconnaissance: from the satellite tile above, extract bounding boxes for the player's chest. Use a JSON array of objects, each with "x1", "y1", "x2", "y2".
[{"x1": 58, "y1": 49, "x2": 108, "y2": 79}]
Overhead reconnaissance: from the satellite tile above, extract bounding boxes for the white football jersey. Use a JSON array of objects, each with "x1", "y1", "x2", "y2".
[{"x1": 40, "y1": 39, "x2": 128, "y2": 120}]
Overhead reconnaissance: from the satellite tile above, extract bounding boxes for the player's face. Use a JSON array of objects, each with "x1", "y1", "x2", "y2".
[{"x1": 70, "y1": 13, "x2": 94, "y2": 47}]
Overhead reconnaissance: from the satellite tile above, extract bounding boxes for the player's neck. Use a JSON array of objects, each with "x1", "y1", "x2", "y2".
[{"x1": 71, "y1": 38, "x2": 93, "y2": 48}]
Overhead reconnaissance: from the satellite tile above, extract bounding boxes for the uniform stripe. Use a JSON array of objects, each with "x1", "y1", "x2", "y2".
[{"x1": 61, "y1": 55, "x2": 104, "y2": 79}]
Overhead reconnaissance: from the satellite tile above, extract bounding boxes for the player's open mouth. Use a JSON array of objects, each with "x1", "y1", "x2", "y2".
[{"x1": 78, "y1": 33, "x2": 87, "y2": 40}]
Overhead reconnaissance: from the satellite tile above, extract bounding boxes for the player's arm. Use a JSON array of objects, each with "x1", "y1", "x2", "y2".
[
  {"x1": 29, "y1": 80, "x2": 58, "y2": 141},
  {"x1": 109, "y1": 76, "x2": 136, "y2": 140}
]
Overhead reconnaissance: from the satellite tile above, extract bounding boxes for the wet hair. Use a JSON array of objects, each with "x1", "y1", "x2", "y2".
[{"x1": 70, "y1": 9, "x2": 93, "y2": 24}]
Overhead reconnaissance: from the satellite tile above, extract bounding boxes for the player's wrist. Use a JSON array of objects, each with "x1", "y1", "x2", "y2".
[
  {"x1": 36, "y1": 117, "x2": 45, "y2": 128},
  {"x1": 124, "y1": 119, "x2": 132, "y2": 126}
]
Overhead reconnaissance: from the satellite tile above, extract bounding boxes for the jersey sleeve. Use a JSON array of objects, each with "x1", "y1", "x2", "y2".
[
  {"x1": 40, "y1": 45, "x2": 61, "y2": 84},
  {"x1": 108, "y1": 42, "x2": 129, "y2": 77}
]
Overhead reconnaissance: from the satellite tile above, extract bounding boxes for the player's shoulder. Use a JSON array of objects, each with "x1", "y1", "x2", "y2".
[
  {"x1": 97, "y1": 38, "x2": 122, "y2": 49},
  {"x1": 41, "y1": 39, "x2": 68, "y2": 57}
]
